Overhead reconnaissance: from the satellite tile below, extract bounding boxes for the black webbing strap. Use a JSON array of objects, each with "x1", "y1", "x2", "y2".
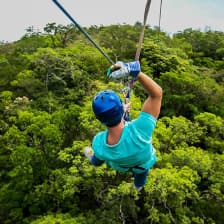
[{"x1": 120, "y1": 165, "x2": 146, "y2": 171}]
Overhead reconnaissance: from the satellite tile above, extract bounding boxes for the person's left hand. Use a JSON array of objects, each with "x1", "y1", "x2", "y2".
[{"x1": 84, "y1": 146, "x2": 93, "y2": 161}]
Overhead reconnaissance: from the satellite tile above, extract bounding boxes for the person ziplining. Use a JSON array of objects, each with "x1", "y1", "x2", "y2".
[
  {"x1": 52, "y1": 0, "x2": 163, "y2": 190},
  {"x1": 85, "y1": 62, "x2": 162, "y2": 190}
]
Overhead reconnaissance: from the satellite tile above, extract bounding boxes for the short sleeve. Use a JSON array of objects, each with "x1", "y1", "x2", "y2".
[
  {"x1": 131, "y1": 111, "x2": 157, "y2": 137},
  {"x1": 91, "y1": 154, "x2": 104, "y2": 166}
]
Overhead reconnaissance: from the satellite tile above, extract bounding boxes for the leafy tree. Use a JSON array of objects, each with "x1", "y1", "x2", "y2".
[
  {"x1": 0, "y1": 23, "x2": 224, "y2": 224},
  {"x1": 194, "y1": 112, "x2": 224, "y2": 153},
  {"x1": 0, "y1": 107, "x2": 63, "y2": 223},
  {"x1": 0, "y1": 49, "x2": 19, "y2": 88},
  {"x1": 141, "y1": 39, "x2": 192, "y2": 77},
  {"x1": 174, "y1": 29, "x2": 224, "y2": 69},
  {"x1": 44, "y1": 23, "x2": 79, "y2": 48},
  {"x1": 52, "y1": 104, "x2": 83, "y2": 147},
  {"x1": 144, "y1": 166, "x2": 200, "y2": 224},
  {"x1": 153, "y1": 116, "x2": 204, "y2": 152},
  {"x1": 160, "y1": 146, "x2": 212, "y2": 179},
  {"x1": 10, "y1": 70, "x2": 45, "y2": 99},
  {"x1": 30, "y1": 213, "x2": 87, "y2": 224},
  {"x1": 91, "y1": 24, "x2": 141, "y2": 61},
  {"x1": 158, "y1": 71, "x2": 224, "y2": 118}
]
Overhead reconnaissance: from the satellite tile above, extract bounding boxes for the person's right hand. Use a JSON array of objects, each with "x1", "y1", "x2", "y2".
[{"x1": 107, "y1": 61, "x2": 141, "y2": 80}]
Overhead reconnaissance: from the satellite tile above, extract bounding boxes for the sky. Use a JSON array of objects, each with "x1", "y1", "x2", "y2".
[{"x1": 0, "y1": 0, "x2": 223, "y2": 42}]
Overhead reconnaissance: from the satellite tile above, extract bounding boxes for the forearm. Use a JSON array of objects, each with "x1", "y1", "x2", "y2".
[
  {"x1": 84, "y1": 147, "x2": 104, "y2": 166},
  {"x1": 108, "y1": 61, "x2": 162, "y2": 118},
  {"x1": 137, "y1": 72, "x2": 162, "y2": 98},
  {"x1": 90, "y1": 154, "x2": 104, "y2": 166}
]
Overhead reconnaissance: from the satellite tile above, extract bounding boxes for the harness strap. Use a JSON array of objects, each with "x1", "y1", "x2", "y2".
[{"x1": 120, "y1": 165, "x2": 146, "y2": 171}]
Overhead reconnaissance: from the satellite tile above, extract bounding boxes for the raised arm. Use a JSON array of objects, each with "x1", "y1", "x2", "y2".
[
  {"x1": 108, "y1": 61, "x2": 163, "y2": 118},
  {"x1": 84, "y1": 147, "x2": 104, "y2": 166},
  {"x1": 137, "y1": 72, "x2": 162, "y2": 118}
]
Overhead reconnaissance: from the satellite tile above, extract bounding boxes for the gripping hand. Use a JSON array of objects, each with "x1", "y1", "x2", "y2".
[
  {"x1": 107, "y1": 61, "x2": 141, "y2": 79},
  {"x1": 84, "y1": 146, "x2": 93, "y2": 161}
]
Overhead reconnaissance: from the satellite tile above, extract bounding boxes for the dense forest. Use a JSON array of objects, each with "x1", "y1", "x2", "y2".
[{"x1": 0, "y1": 22, "x2": 224, "y2": 224}]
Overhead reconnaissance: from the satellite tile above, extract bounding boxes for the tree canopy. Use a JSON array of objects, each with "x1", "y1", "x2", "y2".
[{"x1": 0, "y1": 23, "x2": 224, "y2": 224}]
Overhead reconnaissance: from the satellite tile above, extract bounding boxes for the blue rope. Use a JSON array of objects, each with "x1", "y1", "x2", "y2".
[{"x1": 52, "y1": 0, "x2": 114, "y2": 65}]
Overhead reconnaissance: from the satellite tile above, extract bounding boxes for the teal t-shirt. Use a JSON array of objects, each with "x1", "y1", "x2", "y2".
[{"x1": 92, "y1": 112, "x2": 157, "y2": 173}]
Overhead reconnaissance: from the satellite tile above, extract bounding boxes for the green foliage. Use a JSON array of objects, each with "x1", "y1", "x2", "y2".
[
  {"x1": 159, "y1": 71, "x2": 224, "y2": 118},
  {"x1": 0, "y1": 50, "x2": 19, "y2": 87},
  {"x1": 16, "y1": 34, "x2": 52, "y2": 53},
  {"x1": 194, "y1": 112, "x2": 224, "y2": 153},
  {"x1": 161, "y1": 146, "x2": 212, "y2": 178},
  {"x1": 90, "y1": 24, "x2": 141, "y2": 61},
  {"x1": 0, "y1": 91, "x2": 13, "y2": 108},
  {"x1": 154, "y1": 116, "x2": 204, "y2": 152},
  {"x1": 10, "y1": 69, "x2": 45, "y2": 99},
  {"x1": 30, "y1": 213, "x2": 87, "y2": 224},
  {"x1": 0, "y1": 24, "x2": 224, "y2": 224},
  {"x1": 144, "y1": 166, "x2": 200, "y2": 224},
  {"x1": 43, "y1": 23, "x2": 80, "y2": 48},
  {"x1": 52, "y1": 104, "x2": 83, "y2": 146},
  {"x1": 174, "y1": 29, "x2": 224, "y2": 69},
  {"x1": 141, "y1": 39, "x2": 192, "y2": 77}
]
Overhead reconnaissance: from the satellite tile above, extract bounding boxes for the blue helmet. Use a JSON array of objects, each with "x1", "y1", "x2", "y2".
[{"x1": 92, "y1": 90, "x2": 124, "y2": 127}]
